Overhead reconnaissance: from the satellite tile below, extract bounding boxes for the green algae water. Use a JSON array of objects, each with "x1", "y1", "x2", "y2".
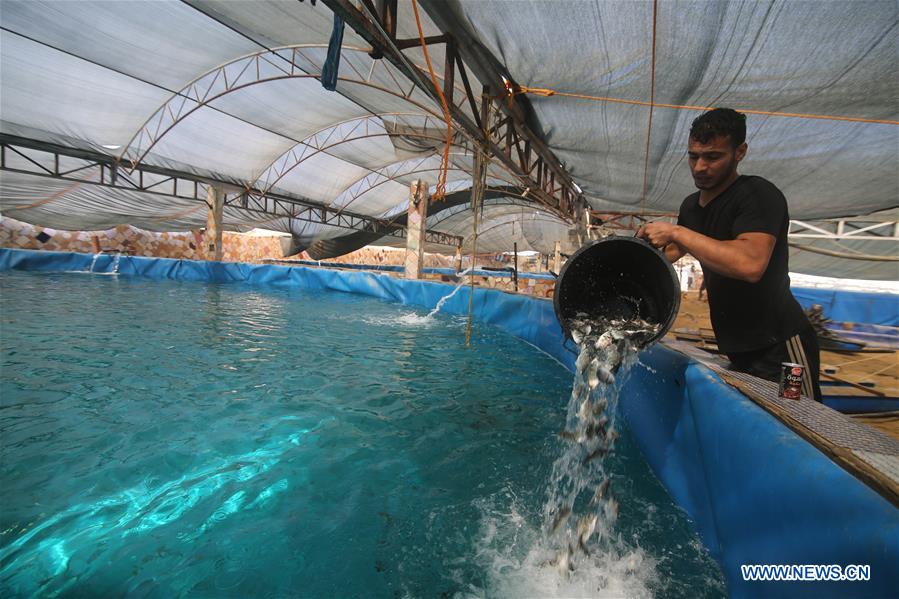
[{"x1": 0, "y1": 270, "x2": 725, "y2": 597}]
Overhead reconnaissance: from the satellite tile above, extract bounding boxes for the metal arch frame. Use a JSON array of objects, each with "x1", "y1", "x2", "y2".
[
  {"x1": 117, "y1": 44, "x2": 470, "y2": 170},
  {"x1": 588, "y1": 209, "x2": 899, "y2": 243},
  {"x1": 325, "y1": 0, "x2": 585, "y2": 222},
  {"x1": 246, "y1": 112, "x2": 568, "y2": 223},
  {"x1": 118, "y1": 36, "x2": 582, "y2": 222},
  {"x1": 789, "y1": 218, "x2": 899, "y2": 242},
  {"x1": 383, "y1": 178, "x2": 570, "y2": 222},
  {"x1": 330, "y1": 153, "x2": 495, "y2": 215},
  {"x1": 0, "y1": 134, "x2": 460, "y2": 243},
  {"x1": 426, "y1": 196, "x2": 541, "y2": 228},
  {"x1": 465, "y1": 216, "x2": 571, "y2": 253},
  {"x1": 249, "y1": 112, "x2": 466, "y2": 197},
  {"x1": 475, "y1": 217, "x2": 572, "y2": 239}
]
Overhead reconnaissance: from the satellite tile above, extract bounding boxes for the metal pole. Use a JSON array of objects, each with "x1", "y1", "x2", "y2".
[
  {"x1": 466, "y1": 89, "x2": 490, "y2": 348},
  {"x1": 513, "y1": 242, "x2": 518, "y2": 292}
]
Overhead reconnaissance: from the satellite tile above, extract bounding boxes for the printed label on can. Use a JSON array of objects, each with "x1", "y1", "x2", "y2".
[{"x1": 778, "y1": 362, "x2": 804, "y2": 400}]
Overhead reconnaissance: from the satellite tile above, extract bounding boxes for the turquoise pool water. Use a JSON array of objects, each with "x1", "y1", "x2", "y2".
[{"x1": 0, "y1": 270, "x2": 725, "y2": 597}]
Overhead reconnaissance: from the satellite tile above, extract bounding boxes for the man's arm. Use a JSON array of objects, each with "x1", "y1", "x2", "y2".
[
  {"x1": 663, "y1": 241, "x2": 686, "y2": 263},
  {"x1": 638, "y1": 222, "x2": 775, "y2": 283}
]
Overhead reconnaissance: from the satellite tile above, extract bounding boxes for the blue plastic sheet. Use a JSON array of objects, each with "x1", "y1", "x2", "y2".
[
  {"x1": 2, "y1": 248, "x2": 897, "y2": 597},
  {"x1": 792, "y1": 286, "x2": 899, "y2": 326},
  {"x1": 276, "y1": 259, "x2": 557, "y2": 280}
]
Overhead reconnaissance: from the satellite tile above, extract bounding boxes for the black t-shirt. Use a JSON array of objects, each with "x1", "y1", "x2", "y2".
[{"x1": 677, "y1": 175, "x2": 808, "y2": 353}]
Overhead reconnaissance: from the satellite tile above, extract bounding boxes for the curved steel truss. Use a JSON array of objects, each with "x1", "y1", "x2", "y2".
[
  {"x1": 250, "y1": 112, "x2": 467, "y2": 198},
  {"x1": 118, "y1": 45, "x2": 455, "y2": 169},
  {"x1": 427, "y1": 195, "x2": 540, "y2": 228},
  {"x1": 332, "y1": 154, "x2": 481, "y2": 214}
]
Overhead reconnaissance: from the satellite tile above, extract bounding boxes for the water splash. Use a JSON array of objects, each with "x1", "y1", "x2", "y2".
[
  {"x1": 388, "y1": 268, "x2": 473, "y2": 326},
  {"x1": 467, "y1": 314, "x2": 660, "y2": 595},
  {"x1": 88, "y1": 253, "x2": 100, "y2": 273},
  {"x1": 111, "y1": 251, "x2": 122, "y2": 273},
  {"x1": 426, "y1": 267, "x2": 473, "y2": 318}
]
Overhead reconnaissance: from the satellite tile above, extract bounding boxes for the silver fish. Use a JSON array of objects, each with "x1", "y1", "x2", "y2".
[
  {"x1": 592, "y1": 398, "x2": 608, "y2": 416},
  {"x1": 596, "y1": 365, "x2": 615, "y2": 385},
  {"x1": 550, "y1": 505, "x2": 572, "y2": 533},
  {"x1": 605, "y1": 496, "x2": 619, "y2": 523},
  {"x1": 585, "y1": 421, "x2": 606, "y2": 441},
  {"x1": 571, "y1": 329, "x2": 584, "y2": 345},
  {"x1": 590, "y1": 479, "x2": 611, "y2": 505},
  {"x1": 555, "y1": 544, "x2": 574, "y2": 576},
  {"x1": 602, "y1": 345, "x2": 621, "y2": 371},
  {"x1": 573, "y1": 381, "x2": 587, "y2": 398},
  {"x1": 576, "y1": 514, "x2": 598, "y2": 554},
  {"x1": 575, "y1": 351, "x2": 590, "y2": 372},
  {"x1": 587, "y1": 360, "x2": 600, "y2": 389},
  {"x1": 578, "y1": 398, "x2": 591, "y2": 421},
  {"x1": 558, "y1": 430, "x2": 579, "y2": 442},
  {"x1": 595, "y1": 331, "x2": 613, "y2": 350},
  {"x1": 583, "y1": 446, "x2": 609, "y2": 464}
]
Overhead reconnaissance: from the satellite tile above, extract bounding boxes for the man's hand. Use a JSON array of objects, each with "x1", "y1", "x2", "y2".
[
  {"x1": 637, "y1": 222, "x2": 686, "y2": 263},
  {"x1": 637, "y1": 222, "x2": 679, "y2": 249},
  {"x1": 639, "y1": 221, "x2": 776, "y2": 283}
]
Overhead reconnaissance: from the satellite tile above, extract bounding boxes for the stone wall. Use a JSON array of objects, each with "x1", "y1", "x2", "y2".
[
  {"x1": 422, "y1": 272, "x2": 555, "y2": 299},
  {"x1": 315, "y1": 245, "x2": 456, "y2": 269},
  {"x1": 1, "y1": 216, "x2": 556, "y2": 298},
  {"x1": 0, "y1": 216, "x2": 285, "y2": 263}
]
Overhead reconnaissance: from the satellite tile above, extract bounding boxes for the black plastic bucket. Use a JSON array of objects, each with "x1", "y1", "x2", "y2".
[{"x1": 553, "y1": 236, "x2": 680, "y2": 346}]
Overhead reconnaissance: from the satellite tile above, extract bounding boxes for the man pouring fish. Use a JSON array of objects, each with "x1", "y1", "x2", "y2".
[{"x1": 637, "y1": 107, "x2": 822, "y2": 401}]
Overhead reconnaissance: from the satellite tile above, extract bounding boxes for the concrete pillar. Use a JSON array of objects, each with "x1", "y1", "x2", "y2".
[
  {"x1": 454, "y1": 244, "x2": 463, "y2": 273},
  {"x1": 205, "y1": 186, "x2": 223, "y2": 261},
  {"x1": 553, "y1": 240, "x2": 562, "y2": 273},
  {"x1": 404, "y1": 180, "x2": 429, "y2": 279}
]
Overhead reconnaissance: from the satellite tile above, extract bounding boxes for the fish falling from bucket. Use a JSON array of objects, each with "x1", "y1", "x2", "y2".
[{"x1": 544, "y1": 313, "x2": 659, "y2": 575}]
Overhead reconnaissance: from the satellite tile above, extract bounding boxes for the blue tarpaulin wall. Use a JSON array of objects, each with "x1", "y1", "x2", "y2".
[
  {"x1": 792, "y1": 286, "x2": 899, "y2": 326},
  {"x1": 277, "y1": 259, "x2": 557, "y2": 280},
  {"x1": 2, "y1": 248, "x2": 897, "y2": 597}
]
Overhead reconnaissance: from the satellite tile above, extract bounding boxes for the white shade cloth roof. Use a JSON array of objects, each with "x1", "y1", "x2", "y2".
[{"x1": 0, "y1": 0, "x2": 896, "y2": 278}]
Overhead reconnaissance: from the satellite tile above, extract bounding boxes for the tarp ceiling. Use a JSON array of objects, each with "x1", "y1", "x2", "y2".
[{"x1": 0, "y1": 0, "x2": 896, "y2": 278}]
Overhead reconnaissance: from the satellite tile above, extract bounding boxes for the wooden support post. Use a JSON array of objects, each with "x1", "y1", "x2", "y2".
[
  {"x1": 206, "y1": 186, "x2": 223, "y2": 261},
  {"x1": 553, "y1": 240, "x2": 562, "y2": 274},
  {"x1": 404, "y1": 180, "x2": 428, "y2": 279},
  {"x1": 513, "y1": 241, "x2": 519, "y2": 292}
]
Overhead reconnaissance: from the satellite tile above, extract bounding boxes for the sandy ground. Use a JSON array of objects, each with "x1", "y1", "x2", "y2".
[{"x1": 669, "y1": 291, "x2": 899, "y2": 440}]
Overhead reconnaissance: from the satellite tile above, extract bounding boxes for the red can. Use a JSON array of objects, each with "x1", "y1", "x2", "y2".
[{"x1": 778, "y1": 362, "x2": 804, "y2": 400}]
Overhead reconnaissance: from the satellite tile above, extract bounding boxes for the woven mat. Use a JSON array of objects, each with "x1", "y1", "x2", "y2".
[{"x1": 666, "y1": 339, "x2": 899, "y2": 502}]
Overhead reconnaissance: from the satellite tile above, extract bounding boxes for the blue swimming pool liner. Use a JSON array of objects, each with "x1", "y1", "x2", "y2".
[
  {"x1": 792, "y1": 287, "x2": 899, "y2": 326},
  {"x1": 269, "y1": 259, "x2": 558, "y2": 280},
  {"x1": 2, "y1": 248, "x2": 897, "y2": 597}
]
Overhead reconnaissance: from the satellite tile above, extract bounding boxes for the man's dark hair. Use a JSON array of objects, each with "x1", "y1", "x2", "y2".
[{"x1": 689, "y1": 108, "x2": 746, "y2": 148}]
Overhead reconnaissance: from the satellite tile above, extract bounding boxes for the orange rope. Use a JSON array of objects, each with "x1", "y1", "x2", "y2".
[
  {"x1": 411, "y1": 0, "x2": 452, "y2": 200},
  {"x1": 6, "y1": 181, "x2": 83, "y2": 211},
  {"x1": 513, "y1": 87, "x2": 899, "y2": 126},
  {"x1": 640, "y1": 0, "x2": 659, "y2": 213}
]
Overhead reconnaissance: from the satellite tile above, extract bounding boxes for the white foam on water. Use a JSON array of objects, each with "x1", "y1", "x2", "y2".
[
  {"x1": 457, "y1": 495, "x2": 657, "y2": 599},
  {"x1": 361, "y1": 269, "x2": 473, "y2": 328},
  {"x1": 360, "y1": 312, "x2": 436, "y2": 327},
  {"x1": 454, "y1": 316, "x2": 662, "y2": 599},
  {"x1": 397, "y1": 312, "x2": 437, "y2": 326}
]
